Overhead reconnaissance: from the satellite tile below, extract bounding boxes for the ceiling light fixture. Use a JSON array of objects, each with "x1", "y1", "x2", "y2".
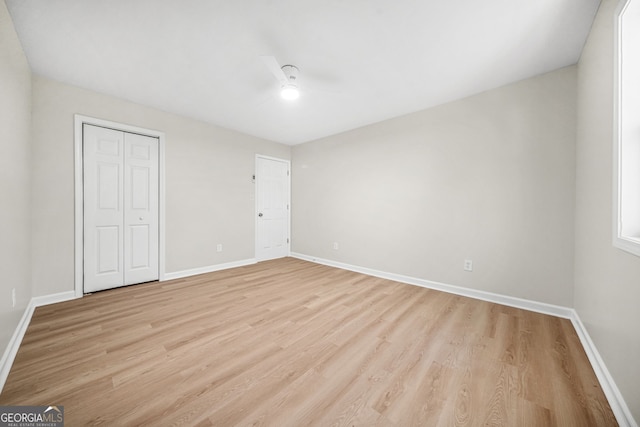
[
  {"x1": 280, "y1": 83, "x2": 300, "y2": 100},
  {"x1": 279, "y1": 64, "x2": 300, "y2": 101},
  {"x1": 259, "y1": 58, "x2": 301, "y2": 101}
]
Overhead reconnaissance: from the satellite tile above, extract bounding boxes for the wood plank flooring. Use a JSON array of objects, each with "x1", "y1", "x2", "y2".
[{"x1": 0, "y1": 257, "x2": 617, "y2": 426}]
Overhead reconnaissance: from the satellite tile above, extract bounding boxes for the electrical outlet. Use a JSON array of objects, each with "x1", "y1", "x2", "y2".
[
  {"x1": 217, "y1": 244, "x2": 223, "y2": 252},
  {"x1": 12, "y1": 288, "x2": 16, "y2": 308},
  {"x1": 333, "y1": 242, "x2": 339, "y2": 250},
  {"x1": 464, "y1": 259, "x2": 473, "y2": 272}
]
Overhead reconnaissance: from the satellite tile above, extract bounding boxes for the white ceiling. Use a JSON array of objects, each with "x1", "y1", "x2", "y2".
[{"x1": 6, "y1": 0, "x2": 600, "y2": 145}]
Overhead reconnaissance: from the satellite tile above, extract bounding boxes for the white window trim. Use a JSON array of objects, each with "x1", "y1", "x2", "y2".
[{"x1": 613, "y1": 0, "x2": 640, "y2": 257}]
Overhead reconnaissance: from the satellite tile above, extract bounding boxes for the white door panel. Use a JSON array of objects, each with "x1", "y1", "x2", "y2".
[
  {"x1": 256, "y1": 156, "x2": 290, "y2": 261},
  {"x1": 84, "y1": 124, "x2": 159, "y2": 292},
  {"x1": 124, "y1": 132, "x2": 159, "y2": 285},
  {"x1": 84, "y1": 125, "x2": 124, "y2": 291},
  {"x1": 96, "y1": 225, "x2": 120, "y2": 275}
]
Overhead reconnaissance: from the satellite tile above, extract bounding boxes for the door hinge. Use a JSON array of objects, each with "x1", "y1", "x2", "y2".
[
  {"x1": 287, "y1": 238, "x2": 290, "y2": 244},
  {"x1": 287, "y1": 170, "x2": 290, "y2": 176}
]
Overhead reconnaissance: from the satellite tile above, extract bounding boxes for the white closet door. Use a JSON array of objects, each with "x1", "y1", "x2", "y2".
[
  {"x1": 83, "y1": 124, "x2": 159, "y2": 293},
  {"x1": 123, "y1": 132, "x2": 159, "y2": 285},
  {"x1": 84, "y1": 125, "x2": 125, "y2": 292}
]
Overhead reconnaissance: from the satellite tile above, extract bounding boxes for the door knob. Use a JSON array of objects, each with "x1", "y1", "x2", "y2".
[
  {"x1": 139, "y1": 217, "x2": 144, "y2": 220},
  {"x1": 258, "y1": 213, "x2": 263, "y2": 217}
]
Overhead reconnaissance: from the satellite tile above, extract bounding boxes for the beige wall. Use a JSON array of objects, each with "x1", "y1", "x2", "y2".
[
  {"x1": 30, "y1": 76, "x2": 290, "y2": 296},
  {"x1": 0, "y1": 1, "x2": 32, "y2": 353},
  {"x1": 292, "y1": 66, "x2": 577, "y2": 307},
  {"x1": 575, "y1": 0, "x2": 640, "y2": 420}
]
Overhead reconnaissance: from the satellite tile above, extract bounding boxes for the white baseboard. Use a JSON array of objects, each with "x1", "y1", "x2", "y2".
[
  {"x1": 31, "y1": 290, "x2": 77, "y2": 308},
  {"x1": 291, "y1": 253, "x2": 573, "y2": 318},
  {"x1": 163, "y1": 258, "x2": 257, "y2": 281},
  {"x1": 0, "y1": 305, "x2": 36, "y2": 394},
  {"x1": 569, "y1": 312, "x2": 638, "y2": 427},
  {"x1": 291, "y1": 252, "x2": 637, "y2": 427},
  {"x1": 0, "y1": 290, "x2": 77, "y2": 394}
]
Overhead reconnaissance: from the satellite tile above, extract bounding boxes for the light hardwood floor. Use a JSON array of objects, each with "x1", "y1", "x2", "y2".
[{"x1": 1, "y1": 258, "x2": 616, "y2": 426}]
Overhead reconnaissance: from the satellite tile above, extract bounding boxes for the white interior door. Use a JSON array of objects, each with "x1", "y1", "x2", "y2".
[
  {"x1": 83, "y1": 124, "x2": 159, "y2": 292},
  {"x1": 256, "y1": 156, "x2": 290, "y2": 261}
]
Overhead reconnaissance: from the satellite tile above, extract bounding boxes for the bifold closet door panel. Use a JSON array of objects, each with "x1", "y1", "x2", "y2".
[
  {"x1": 123, "y1": 131, "x2": 159, "y2": 286},
  {"x1": 83, "y1": 124, "x2": 125, "y2": 292}
]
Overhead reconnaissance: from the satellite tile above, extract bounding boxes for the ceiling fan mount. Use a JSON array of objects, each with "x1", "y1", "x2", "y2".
[{"x1": 261, "y1": 56, "x2": 301, "y2": 100}]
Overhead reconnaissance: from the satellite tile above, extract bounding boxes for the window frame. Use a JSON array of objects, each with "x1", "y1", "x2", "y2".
[{"x1": 613, "y1": 0, "x2": 640, "y2": 257}]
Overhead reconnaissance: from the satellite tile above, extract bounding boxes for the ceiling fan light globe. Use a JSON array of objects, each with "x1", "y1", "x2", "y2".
[{"x1": 280, "y1": 85, "x2": 300, "y2": 100}]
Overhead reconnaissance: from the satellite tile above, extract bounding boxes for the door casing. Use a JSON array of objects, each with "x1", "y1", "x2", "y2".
[{"x1": 74, "y1": 115, "x2": 166, "y2": 297}]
